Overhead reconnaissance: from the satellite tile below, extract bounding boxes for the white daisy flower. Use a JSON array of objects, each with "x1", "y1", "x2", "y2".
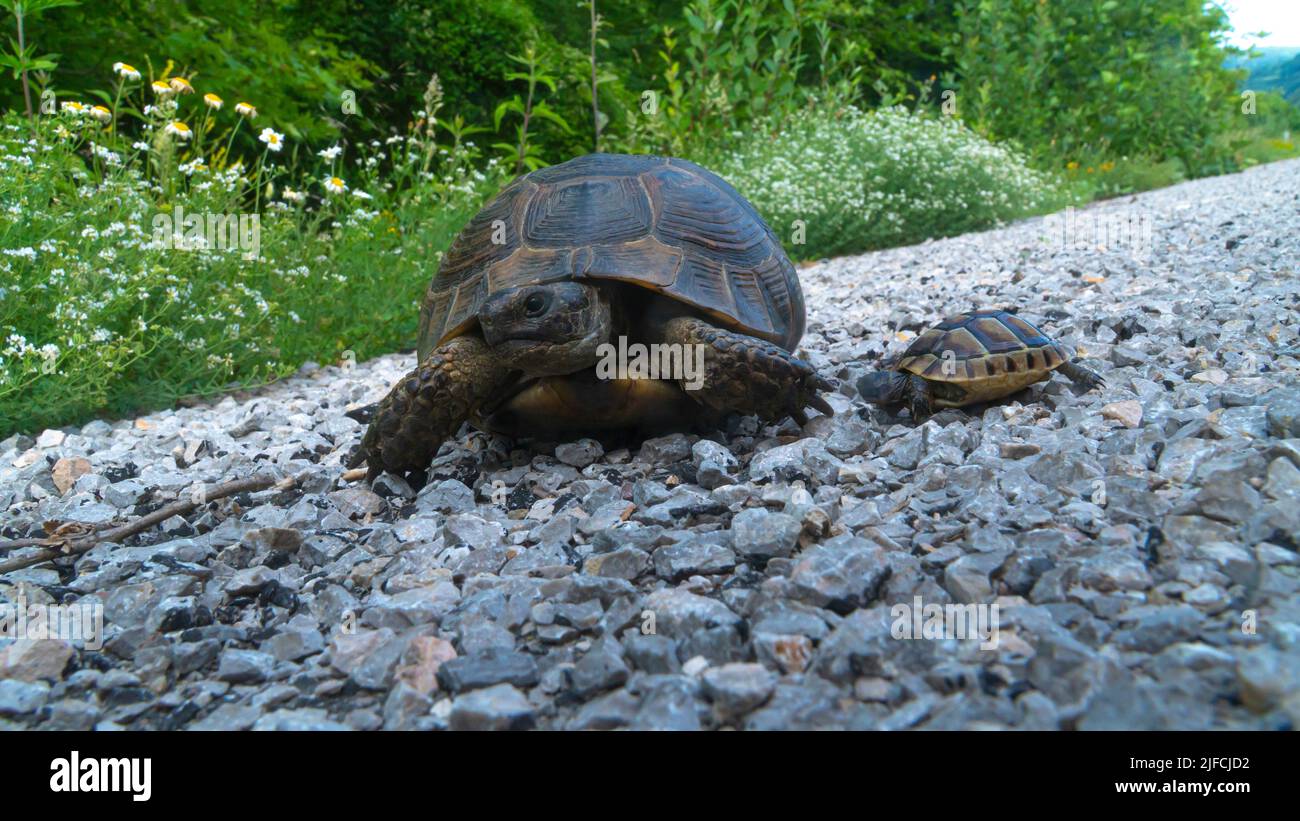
[
  {"x1": 324, "y1": 176, "x2": 347, "y2": 195},
  {"x1": 113, "y1": 62, "x2": 142, "y2": 81},
  {"x1": 258, "y1": 128, "x2": 285, "y2": 152}
]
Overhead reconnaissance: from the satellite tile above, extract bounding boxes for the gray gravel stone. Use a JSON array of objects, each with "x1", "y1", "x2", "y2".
[
  {"x1": 0, "y1": 679, "x2": 49, "y2": 717},
  {"x1": 216, "y1": 649, "x2": 277, "y2": 684},
  {"x1": 436, "y1": 650, "x2": 541, "y2": 693},
  {"x1": 449, "y1": 683, "x2": 536, "y2": 730},
  {"x1": 701, "y1": 662, "x2": 776, "y2": 720},
  {"x1": 730, "y1": 507, "x2": 801, "y2": 561}
]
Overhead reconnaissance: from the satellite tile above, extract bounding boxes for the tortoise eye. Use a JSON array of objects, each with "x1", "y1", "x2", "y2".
[{"x1": 524, "y1": 293, "x2": 548, "y2": 316}]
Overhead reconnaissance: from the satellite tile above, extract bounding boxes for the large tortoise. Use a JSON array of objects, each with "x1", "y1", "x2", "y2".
[
  {"x1": 350, "y1": 153, "x2": 832, "y2": 479},
  {"x1": 856, "y1": 309, "x2": 1104, "y2": 418}
]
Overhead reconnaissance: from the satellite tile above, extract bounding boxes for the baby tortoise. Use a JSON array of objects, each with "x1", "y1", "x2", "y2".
[{"x1": 857, "y1": 309, "x2": 1104, "y2": 418}]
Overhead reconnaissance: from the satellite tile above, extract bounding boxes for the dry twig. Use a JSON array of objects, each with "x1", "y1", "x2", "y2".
[{"x1": 0, "y1": 473, "x2": 291, "y2": 575}]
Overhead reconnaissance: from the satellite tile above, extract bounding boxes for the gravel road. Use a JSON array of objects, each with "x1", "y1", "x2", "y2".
[{"x1": 2, "y1": 159, "x2": 1298, "y2": 730}]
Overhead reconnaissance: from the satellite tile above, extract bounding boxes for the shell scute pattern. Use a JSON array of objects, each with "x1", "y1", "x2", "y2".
[
  {"x1": 897, "y1": 309, "x2": 1068, "y2": 383},
  {"x1": 418, "y1": 154, "x2": 805, "y2": 356}
]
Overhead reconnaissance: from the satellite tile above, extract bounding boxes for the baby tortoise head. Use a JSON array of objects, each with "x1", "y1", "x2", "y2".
[{"x1": 856, "y1": 371, "x2": 911, "y2": 405}]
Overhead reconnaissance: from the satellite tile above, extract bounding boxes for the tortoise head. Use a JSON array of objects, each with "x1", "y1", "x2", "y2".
[
  {"x1": 856, "y1": 371, "x2": 910, "y2": 405},
  {"x1": 479, "y1": 281, "x2": 612, "y2": 375}
]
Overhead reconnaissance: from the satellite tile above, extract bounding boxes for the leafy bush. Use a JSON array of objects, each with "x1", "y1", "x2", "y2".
[
  {"x1": 951, "y1": 0, "x2": 1241, "y2": 176},
  {"x1": 619, "y1": 0, "x2": 863, "y2": 157},
  {"x1": 303, "y1": 0, "x2": 542, "y2": 135},
  {"x1": 704, "y1": 106, "x2": 1068, "y2": 260},
  {"x1": 7, "y1": 0, "x2": 376, "y2": 149}
]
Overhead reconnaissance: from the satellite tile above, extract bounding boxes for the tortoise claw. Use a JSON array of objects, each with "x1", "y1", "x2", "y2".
[
  {"x1": 345, "y1": 403, "x2": 379, "y2": 425},
  {"x1": 789, "y1": 372, "x2": 834, "y2": 423},
  {"x1": 809, "y1": 394, "x2": 835, "y2": 417}
]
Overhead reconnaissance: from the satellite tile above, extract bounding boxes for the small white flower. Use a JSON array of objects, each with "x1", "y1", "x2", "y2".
[
  {"x1": 113, "y1": 62, "x2": 142, "y2": 81},
  {"x1": 258, "y1": 128, "x2": 285, "y2": 152},
  {"x1": 203, "y1": 93, "x2": 223, "y2": 110},
  {"x1": 234, "y1": 102, "x2": 257, "y2": 119},
  {"x1": 324, "y1": 176, "x2": 347, "y2": 195},
  {"x1": 164, "y1": 121, "x2": 193, "y2": 141},
  {"x1": 318, "y1": 144, "x2": 343, "y2": 161}
]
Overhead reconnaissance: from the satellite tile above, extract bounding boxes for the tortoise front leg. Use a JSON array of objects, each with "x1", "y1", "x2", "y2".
[
  {"x1": 348, "y1": 335, "x2": 511, "y2": 480},
  {"x1": 660, "y1": 316, "x2": 833, "y2": 425},
  {"x1": 1058, "y1": 359, "x2": 1105, "y2": 392},
  {"x1": 900, "y1": 374, "x2": 934, "y2": 420}
]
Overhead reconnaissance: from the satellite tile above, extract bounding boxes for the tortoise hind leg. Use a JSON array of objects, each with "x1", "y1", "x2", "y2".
[
  {"x1": 660, "y1": 316, "x2": 833, "y2": 424},
  {"x1": 348, "y1": 335, "x2": 511, "y2": 480},
  {"x1": 1058, "y1": 358, "x2": 1105, "y2": 392}
]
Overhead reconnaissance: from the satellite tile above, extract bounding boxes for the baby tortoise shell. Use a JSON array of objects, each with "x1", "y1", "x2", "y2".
[{"x1": 895, "y1": 309, "x2": 1073, "y2": 405}]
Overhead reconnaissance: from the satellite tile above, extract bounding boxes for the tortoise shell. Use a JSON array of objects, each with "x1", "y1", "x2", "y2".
[
  {"x1": 416, "y1": 153, "x2": 805, "y2": 362},
  {"x1": 896, "y1": 310, "x2": 1069, "y2": 383}
]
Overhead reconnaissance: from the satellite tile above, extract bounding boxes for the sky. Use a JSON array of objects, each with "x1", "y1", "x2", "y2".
[{"x1": 1221, "y1": 0, "x2": 1300, "y2": 49}]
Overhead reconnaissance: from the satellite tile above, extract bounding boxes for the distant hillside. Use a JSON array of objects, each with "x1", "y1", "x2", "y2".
[{"x1": 1229, "y1": 47, "x2": 1300, "y2": 105}]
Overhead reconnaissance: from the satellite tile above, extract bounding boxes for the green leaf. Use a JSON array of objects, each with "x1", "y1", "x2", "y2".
[
  {"x1": 493, "y1": 97, "x2": 523, "y2": 131},
  {"x1": 531, "y1": 101, "x2": 573, "y2": 133}
]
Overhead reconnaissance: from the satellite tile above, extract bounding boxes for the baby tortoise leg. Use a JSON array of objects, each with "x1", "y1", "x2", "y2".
[
  {"x1": 660, "y1": 316, "x2": 834, "y2": 425},
  {"x1": 900, "y1": 374, "x2": 934, "y2": 420},
  {"x1": 857, "y1": 370, "x2": 933, "y2": 420},
  {"x1": 348, "y1": 335, "x2": 512, "y2": 480},
  {"x1": 1058, "y1": 359, "x2": 1105, "y2": 391}
]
